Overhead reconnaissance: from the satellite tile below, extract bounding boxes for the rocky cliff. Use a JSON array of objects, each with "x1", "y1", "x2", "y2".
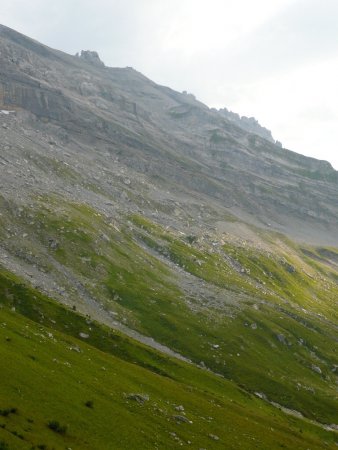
[
  {"x1": 218, "y1": 107, "x2": 279, "y2": 144},
  {"x1": 1, "y1": 24, "x2": 338, "y2": 248}
]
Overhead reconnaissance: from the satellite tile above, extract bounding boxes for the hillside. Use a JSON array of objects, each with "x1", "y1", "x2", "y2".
[{"x1": 0, "y1": 24, "x2": 337, "y2": 449}]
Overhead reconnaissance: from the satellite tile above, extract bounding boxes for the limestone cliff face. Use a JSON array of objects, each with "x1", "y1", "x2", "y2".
[
  {"x1": 1, "y1": 23, "x2": 338, "y2": 244},
  {"x1": 77, "y1": 50, "x2": 105, "y2": 67},
  {"x1": 218, "y1": 107, "x2": 277, "y2": 144},
  {"x1": 0, "y1": 77, "x2": 73, "y2": 121}
]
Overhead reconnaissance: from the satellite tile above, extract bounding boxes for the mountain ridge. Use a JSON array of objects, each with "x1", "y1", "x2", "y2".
[{"x1": 1, "y1": 23, "x2": 337, "y2": 248}]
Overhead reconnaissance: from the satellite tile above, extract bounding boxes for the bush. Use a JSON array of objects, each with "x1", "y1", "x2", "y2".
[
  {"x1": 85, "y1": 400, "x2": 94, "y2": 408},
  {"x1": 186, "y1": 235, "x2": 198, "y2": 244},
  {"x1": 47, "y1": 420, "x2": 67, "y2": 435},
  {"x1": 0, "y1": 407, "x2": 17, "y2": 417},
  {"x1": 0, "y1": 441, "x2": 9, "y2": 450}
]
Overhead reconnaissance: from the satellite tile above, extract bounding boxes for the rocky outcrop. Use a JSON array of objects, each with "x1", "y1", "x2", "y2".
[
  {"x1": 77, "y1": 50, "x2": 105, "y2": 67},
  {"x1": 0, "y1": 76, "x2": 74, "y2": 120},
  {"x1": 218, "y1": 107, "x2": 277, "y2": 144}
]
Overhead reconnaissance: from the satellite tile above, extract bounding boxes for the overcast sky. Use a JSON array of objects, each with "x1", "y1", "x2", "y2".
[{"x1": 2, "y1": 0, "x2": 338, "y2": 168}]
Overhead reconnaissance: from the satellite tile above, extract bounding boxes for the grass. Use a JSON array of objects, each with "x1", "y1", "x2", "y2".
[
  {"x1": 0, "y1": 291, "x2": 336, "y2": 449},
  {"x1": 127, "y1": 214, "x2": 338, "y2": 422}
]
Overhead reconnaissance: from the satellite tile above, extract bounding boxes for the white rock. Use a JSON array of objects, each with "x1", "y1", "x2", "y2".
[{"x1": 79, "y1": 332, "x2": 89, "y2": 339}]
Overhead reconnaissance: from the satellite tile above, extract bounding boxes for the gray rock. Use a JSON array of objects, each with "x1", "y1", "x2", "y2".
[
  {"x1": 175, "y1": 405, "x2": 185, "y2": 412},
  {"x1": 276, "y1": 334, "x2": 286, "y2": 344},
  {"x1": 127, "y1": 393, "x2": 149, "y2": 404},
  {"x1": 311, "y1": 364, "x2": 322, "y2": 374},
  {"x1": 69, "y1": 346, "x2": 81, "y2": 353},
  {"x1": 173, "y1": 415, "x2": 191, "y2": 424},
  {"x1": 208, "y1": 434, "x2": 219, "y2": 441},
  {"x1": 48, "y1": 238, "x2": 59, "y2": 250}
]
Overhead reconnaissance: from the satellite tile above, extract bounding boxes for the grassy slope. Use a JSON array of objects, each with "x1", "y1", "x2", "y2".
[
  {"x1": 0, "y1": 195, "x2": 337, "y2": 441},
  {"x1": 128, "y1": 215, "x2": 338, "y2": 424},
  {"x1": 0, "y1": 274, "x2": 336, "y2": 450}
]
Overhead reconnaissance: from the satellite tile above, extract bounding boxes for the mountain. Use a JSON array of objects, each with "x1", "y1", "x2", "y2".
[{"x1": 0, "y1": 25, "x2": 337, "y2": 449}]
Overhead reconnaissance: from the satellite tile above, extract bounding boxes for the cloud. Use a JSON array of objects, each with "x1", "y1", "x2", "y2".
[{"x1": 215, "y1": 0, "x2": 338, "y2": 82}]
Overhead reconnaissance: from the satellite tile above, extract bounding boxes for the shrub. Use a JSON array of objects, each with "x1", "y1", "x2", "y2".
[
  {"x1": 12, "y1": 430, "x2": 24, "y2": 439},
  {"x1": 0, "y1": 407, "x2": 17, "y2": 417},
  {"x1": 186, "y1": 235, "x2": 198, "y2": 244},
  {"x1": 85, "y1": 400, "x2": 94, "y2": 408},
  {"x1": 0, "y1": 441, "x2": 9, "y2": 450},
  {"x1": 47, "y1": 420, "x2": 67, "y2": 435}
]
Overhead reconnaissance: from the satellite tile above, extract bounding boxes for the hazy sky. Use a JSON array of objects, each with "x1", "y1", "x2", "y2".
[{"x1": 2, "y1": 0, "x2": 338, "y2": 168}]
